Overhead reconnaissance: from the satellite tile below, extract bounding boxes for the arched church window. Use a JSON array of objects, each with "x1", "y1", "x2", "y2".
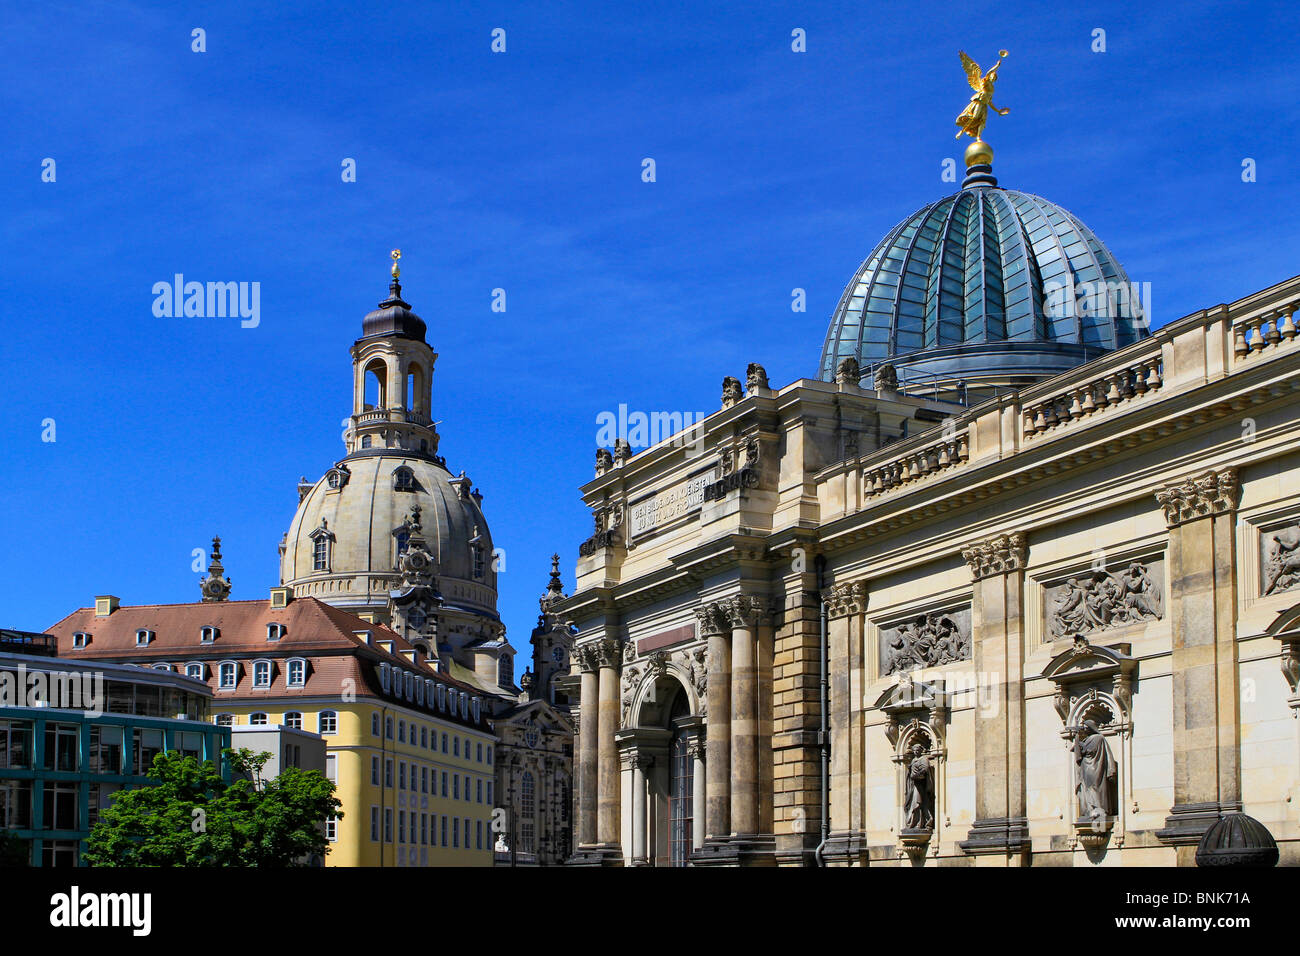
[
  {"x1": 313, "y1": 535, "x2": 330, "y2": 572},
  {"x1": 497, "y1": 654, "x2": 511, "y2": 687},
  {"x1": 393, "y1": 466, "x2": 415, "y2": 491},
  {"x1": 520, "y1": 772, "x2": 536, "y2": 854},
  {"x1": 361, "y1": 435, "x2": 372, "y2": 449}
]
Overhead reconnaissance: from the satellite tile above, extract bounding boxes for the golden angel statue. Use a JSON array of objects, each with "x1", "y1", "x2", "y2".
[{"x1": 955, "y1": 50, "x2": 1009, "y2": 140}]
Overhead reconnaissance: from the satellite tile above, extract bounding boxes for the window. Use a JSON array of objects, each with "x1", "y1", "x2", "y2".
[
  {"x1": 476, "y1": 820, "x2": 483, "y2": 851},
  {"x1": 89, "y1": 726, "x2": 122, "y2": 774},
  {"x1": 284, "y1": 744, "x2": 301, "y2": 768},
  {"x1": 453, "y1": 737, "x2": 460, "y2": 758},
  {"x1": 371, "y1": 756, "x2": 380, "y2": 785},
  {"x1": 393, "y1": 466, "x2": 415, "y2": 491},
  {"x1": 440, "y1": 815, "x2": 447, "y2": 847},
  {"x1": 215, "y1": 714, "x2": 234, "y2": 728},
  {"x1": 252, "y1": 660, "x2": 272, "y2": 688},
  {"x1": 200, "y1": 626, "x2": 218, "y2": 644},
  {"x1": 476, "y1": 779, "x2": 482, "y2": 803},
  {"x1": 420, "y1": 727, "x2": 428, "y2": 748},
  {"x1": 385, "y1": 760, "x2": 393, "y2": 788},
  {"x1": 310, "y1": 524, "x2": 334, "y2": 572},
  {"x1": 421, "y1": 766, "x2": 428, "y2": 793},
  {"x1": 284, "y1": 711, "x2": 303, "y2": 730},
  {"x1": 386, "y1": 717, "x2": 394, "y2": 740},
  {"x1": 399, "y1": 810, "x2": 406, "y2": 843},
  {"x1": 521, "y1": 771, "x2": 536, "y2": 854},
  {"x1": 453, "y1": 776, "x2": 459, "y2": 800},
  {"x1": 453, "y1": 817, "x2": 459, "y2": 848},
  {"x1": 44, "y1": 724, "x2": 79, "y2": 772},
  {"x1": 398, "y1": 720, "x2": 405, "y2": 743},
  {"x1": 326, "y1": 754, "x2": 336, "y2": 783},
  {"x1": 319, "y1": 711, "x2": 338, "y2": 735},
  {"x1": 472, "y1": 698, "x2": 481, "y2": 722},
  {"x1": 43, "y1": 782, "x2": 79, "y2": 832},
  {"x1": 472, "y1": 545, "x2": 485, "y2": 580},
  {"x1": 72, "y1": 632, "x2": 90, "y2": 648},
  {"x1": 487, "y1": 781, "x2": 492, "y2": 804},
  {"x1": 326, "y1": 817, "x2": 338, "y2": 842},
  {"x1": 441, "y1": 733, "x2": 448, "y2": 753},
  {"x1": 151, "y1": 663, "x2": 173, "y2": 672},
  {"x1": 218, "y1": 662, "x2": 237, "y2": 689},
  {"x1": 249, "y1": 713, "x2": 268, "y2": 726},
  {"x1": 371, "y1": 806, "x2": 380, "y2": 841},
  {"x1": 441, "y1": 772, "x2": 448, "y2": 797},
  {"x1": 286, "y1": 658, "x2": 306, "y2": 687},
  {"x1": 361, "y1": 435, "x2": 373, "y2": 450},
  {"x1": 487, "y1": 745, "x2": 493, "y2": 766},
  {"x1": 372, "y1": 712, "x2": 380, "y2": 736},
  {"x1": 267, "y1": 623, "x2": 286, "y2": 642},
  {"x1": 497, "y1": 654, "x2": 511, "y2": 687},
  {"x1": 384, "y1": 808, "x2": 393, "y2": 843},
  {"x1": 399, "y1": 762, "x2": 407, "y2": 790},
  {"x1": 135, "y1": 629, "x2": 153, "y2": 646},
  {"x1": 185, "y1": 663, "x2": 205, "y2": 681},
  {"x1": 134, "y1": 728, "x2": 163, "y2": 773}
]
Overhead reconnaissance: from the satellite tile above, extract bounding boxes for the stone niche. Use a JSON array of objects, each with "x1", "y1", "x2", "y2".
[
  {"x1": 877, "y1": 607, "x2": 971, "y2": 678},
  {"x1": 1042, "y1": 557, "x2": 1165, "y2": 643}
]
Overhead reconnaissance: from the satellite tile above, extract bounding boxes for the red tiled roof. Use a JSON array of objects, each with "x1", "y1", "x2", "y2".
[{"x1": 46, "y1": 597, "x2": 483, "y2": 719}]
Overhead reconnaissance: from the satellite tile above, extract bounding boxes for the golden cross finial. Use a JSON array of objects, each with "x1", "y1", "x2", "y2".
[{"x1": 390, "y1": 248, "x2": 402, "y2": 279}]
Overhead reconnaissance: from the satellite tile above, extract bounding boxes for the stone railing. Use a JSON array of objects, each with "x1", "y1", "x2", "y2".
[
  {"x1": 862, "y1": 428, "x2": 969, "y2": 498},
  {"x1": 1232, "y1": 299, "x2": 1299, "y2": 362},
  {"x1": 354, "y1": 408, "x2": 434, "y2": 426},
  {"x1": 1022, "y1": 350, "x2": 1163, "y2": 439}
]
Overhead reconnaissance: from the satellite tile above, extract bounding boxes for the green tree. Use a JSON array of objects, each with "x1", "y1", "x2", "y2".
[{"x1": 82, "y1": 748, "x2": 341, "y2": 867}]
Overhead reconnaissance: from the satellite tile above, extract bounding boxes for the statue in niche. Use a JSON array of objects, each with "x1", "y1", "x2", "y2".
[
  {"x1": 1049, "y1": 563, "x2": 1162, "y2": 639},
  {"x1": 1264, "y1": 528, "x2": 1300, "y2": 595},
  {"x1": 883, "y1": 612, "x2": 969, "y2": 675},
  {"x1": 1071, "y1": 719, "x2": 1117, "y2": 821},
  {"x1": 903, "y1": 743, "x2": 935, "y2": 831}
]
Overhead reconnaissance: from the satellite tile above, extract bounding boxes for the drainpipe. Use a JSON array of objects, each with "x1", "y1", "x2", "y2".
[{"x1": 814, "y1": 554, "x2": 830, "y2": 867}]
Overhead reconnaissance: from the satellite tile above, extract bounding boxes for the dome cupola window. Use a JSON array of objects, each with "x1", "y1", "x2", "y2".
[
  {"x1": 309, "y1": 520, "x2": 335, "y2": 572},
  {"x1": 393, "y1": 466, "x2": 416, "y2": 492}
]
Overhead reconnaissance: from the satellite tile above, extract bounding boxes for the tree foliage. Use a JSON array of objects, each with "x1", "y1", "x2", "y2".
[{"x1": 82, "y1": 748, "x2": 341, "y2": 867}]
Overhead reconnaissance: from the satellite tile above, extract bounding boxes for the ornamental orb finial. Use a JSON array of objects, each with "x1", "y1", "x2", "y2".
[{"x1": 390, "y1": 248, "x2": 402, "y2": 278}]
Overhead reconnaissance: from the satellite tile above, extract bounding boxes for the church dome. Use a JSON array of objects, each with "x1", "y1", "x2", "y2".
[
  {"x1": 817, "y1": 171, "x2": 1150, "y2": 397},
  {"x1": 281, "y1": 455, "x2": 497, "y2": 618}
]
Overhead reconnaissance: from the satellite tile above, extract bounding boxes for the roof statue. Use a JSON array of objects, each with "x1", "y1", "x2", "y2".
[{"x1": 955, "y1": 49, "x2": 1009, "y2": 167}]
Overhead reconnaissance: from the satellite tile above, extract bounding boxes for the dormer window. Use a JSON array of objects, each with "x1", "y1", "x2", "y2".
[
  {"x1": 286, "y1": 658, "x2": 307, "y2": 687},
  {"x1": 135, "y1": 629, "x2": 154, "y2": 646},
  {"x1": 437, "y1": 685, "x2": 446, "y2": 711},
  {"x1": 393, "y1": 466, "x2": 415, "y2": 491},
  {"x1": 267, "y1": 622, "x2": 286, "y2": 642},
  {"x1": 218, "y1": 661, "x2": 237, "y2": 689},
  {"x1": 379, "y1": 663, "x2": 392, "y2": 693},
  {"x1": 185, "y1": 663, "x2": 205, "y2": 681},
  {"x1": 151, "y1": 663, "x2": 172, "y2": 672},
  {"x1": 71, "y1": 632, "x2": 90, "y2": 649},
  {"x1": 200, "y1": 626, "x2": 218, "y2": 644},
  {"x1": 472, "y1": 698, "x2": 481, "y2": 722},
  {"x1": 252, "y1": 660, "x2": 273, "y2": 688}
]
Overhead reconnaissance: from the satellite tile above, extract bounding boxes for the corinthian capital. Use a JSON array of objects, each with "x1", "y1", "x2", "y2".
[
  {"x1": 721, "y1": 594, "x2": 768, "y2": 629},
  {"x1": 594, "y1": 637, "x2": 623, "y2": 668},
  {"x1": 823, "y1": 580, "x2": 868, "y2": 620},
  {"x1": 695, "y1": 602, "x2": 727, "y2": 638},
  {"x1": 1155, "y1": 468, "x2": 1239, "y2": 528},
  {"x1": 962, "y1": 532, "x2": 1028, "y2": 580}
]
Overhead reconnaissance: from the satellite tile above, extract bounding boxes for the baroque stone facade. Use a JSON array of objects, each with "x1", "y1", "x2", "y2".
[{"x1": 559, "y1": 274, "x2": 1300, "y2": 867}]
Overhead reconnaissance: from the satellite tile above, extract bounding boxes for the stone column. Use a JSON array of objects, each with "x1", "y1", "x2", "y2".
[
  {"x1": 595, "y1": 637, "x2": 623, "y2": 860},
  {"x1": 1154, "y1": 469, "x2": 1242, "y2": 863},
  {"x1": 824, "y1": 580, "x2": 868, "y2": 865},
  {"x1": 727, "y1": 595, "x2": 763, "y2": 837},
  {"x1": 629, "y1": 752, "x2": 648, "y2": 865},
  {"x1": 958, "y1": 533, "x2": 1030, "y2": 863},
  {"x1": 575, "y1": 647, "x2": 599, "y2": 850},
  {"x1": 690, "y1": 738, "x2": 707, "y2": 850},
  {"x1": 699, "y1": 602, "x2": 732, "y2": 842}
]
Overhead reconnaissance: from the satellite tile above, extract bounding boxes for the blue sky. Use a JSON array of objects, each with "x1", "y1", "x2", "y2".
[{"x1": 2, "y1": 0, "x2": 1297, "y2": 646}]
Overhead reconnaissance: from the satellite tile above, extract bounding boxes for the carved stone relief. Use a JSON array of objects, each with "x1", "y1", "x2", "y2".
[
  {"x1": 1262, "y1": 526, "x2": 1300, "y2": 596},
  {"x1": 1046, "y1": 560, "x2": 1163, "y2": 640},
  {"x1": 879, "y1": 608, "x2": 971, "y2": 676}
]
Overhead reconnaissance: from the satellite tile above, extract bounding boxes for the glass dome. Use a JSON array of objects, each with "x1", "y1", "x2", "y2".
[{"x1": 817, "y1": 180, "x2": 1150, "y2": 399}]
